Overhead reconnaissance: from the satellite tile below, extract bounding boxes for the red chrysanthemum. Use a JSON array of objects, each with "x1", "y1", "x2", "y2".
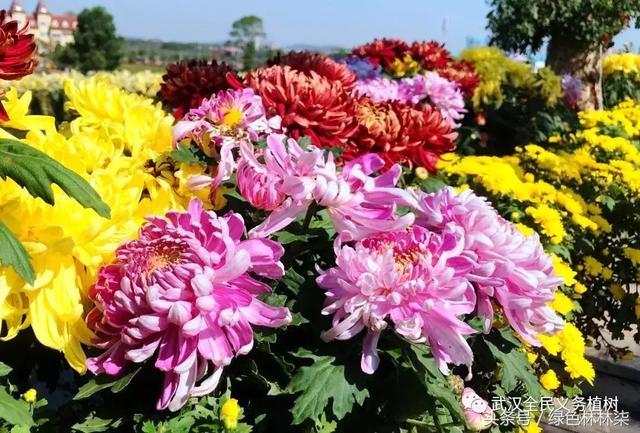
[
  {"x1": 409, "y1": 41, "x2": 452, "y2": 71},
  {"x1": 0, "y1": 10, "x2": 37, "y2": 120},
  {"x1": 345, "y1": 98, "x2": 457, "y2": 172},
  {"x1": 267, "y1": 51, "x2": 356, "y2": 90},
  {"x1": 438, "y1": 60, "x2": 480, "y2": 98},
  {"x1": 157, "y1": 59, "x2": 240, "y2": 119},
  {"x1": 352, "y1": 38, "x2": 410, "y2": 68},
  {"x1": 245, "y1": 65, "x2": 358, "y2": 148}
]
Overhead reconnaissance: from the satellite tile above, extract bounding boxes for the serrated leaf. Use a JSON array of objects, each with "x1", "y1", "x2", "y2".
[
  {"x1": 0, "y1": 387, "x2": 34, "y2": 427},
  {"x1": 408, "y1": 345, "x2": 464, "y2": 422},
  {"x1": 486, "y1": 340, "x2": 541, "y2": 400},
  {"x1": 0, "y1": 139, "x2": 110, "y2": 218},
  {"x1": 286, "y1": 354, "x2": 368, "y2": 424},
  {"x1": 72, "y1": 415, "x2": 120, "y2": 433},
  {"x1": 169, "y1": 142, "x2": 209, "y2": 165},
  {"x1": 0, "y1": 221, "x2": 35, "y2": 284},
  {"x1": 281, "y1": 268, "x2": 305, "y2": 296}
]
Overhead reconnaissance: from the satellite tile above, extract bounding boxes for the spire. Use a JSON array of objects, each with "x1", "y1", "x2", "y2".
[
  {"x1": 9, "y1": 0, "x2": 25, "y2": 13},
  {"x1": 35, "y1": 0, "x2": 50, "y2": 15}
]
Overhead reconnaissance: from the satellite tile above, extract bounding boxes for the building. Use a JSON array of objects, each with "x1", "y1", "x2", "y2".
[{"x1": 8, "y1": 0, "x2": 77, "y2": 54}]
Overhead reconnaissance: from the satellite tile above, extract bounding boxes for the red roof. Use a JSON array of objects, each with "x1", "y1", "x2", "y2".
[{"x1": 50, "y1": 15, "x2": 77, "y2": 30}]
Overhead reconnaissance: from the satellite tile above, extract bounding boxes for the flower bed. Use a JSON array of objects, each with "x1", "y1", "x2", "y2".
[{"x1": 0, "y1": 27, "x2": 638, "y2": 433}]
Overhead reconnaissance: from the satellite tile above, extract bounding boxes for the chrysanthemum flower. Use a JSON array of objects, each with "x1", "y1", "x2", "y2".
[
  {"x1": 352, "y1": 38, "x2": 410, "y2": 69},
  {"x1": 86, "y1": 199, "x2": 291, "y2": 411},
  {"x1": 340, "y1": 56, "x2": 381, "y2": 80},
  {"x1": 245, "y1": 65, "x2": 358, "y2": 148},
  {"x1": 242, "y1": 134, "x2": 413, "y2": 240},
  {"x1": 409, "y1": 187, "x2": 564, "y2": 345},
  {"x1": 409, "y1": 41, "x2": 452, "y2": 70},
  {"x1": 317, "y1": 225, "x2": 477, "y2": 374},
  {"x1": 158, "y1": 60, "x2": 239, "y2": 119},
  {"x1": 0, "y1": 9, "x2": 37, "y2": 120},
  {"x1": 353, "y1": 77, "x2": 400, "y2": 102},
  {"x1": 402, "y1": 72, "x2": 467, "y2": 127},
  {"x1": 268, "y1": 51, "x2": 356, "y2": 90},
  {"x1": 347, "y1": 99, "x2": 457, "y2": 172},
  {"x1": 173, "y1": 88, "x2": 280, "y2": 191},
  {"x1": 438, "y1": 60, "x2": 480, "y2": 98}
]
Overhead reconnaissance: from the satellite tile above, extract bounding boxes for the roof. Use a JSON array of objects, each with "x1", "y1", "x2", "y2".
[
  {"x1": 35, "y1": 0, "x2": 49, "y2": 15},
  {"x1": 9, "y1": 0, "x2": 25, "y2": 13},
  {"x1": 50, "y1": 15, "x2": 77, "y2": 30}
]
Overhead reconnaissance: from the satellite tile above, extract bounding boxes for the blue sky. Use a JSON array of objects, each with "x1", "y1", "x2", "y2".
[{"x1": 17, "y1": 0, "x2": 640, "y2": 53}]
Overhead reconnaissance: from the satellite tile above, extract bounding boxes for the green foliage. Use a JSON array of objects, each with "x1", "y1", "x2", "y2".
[
  {"x1": 0, "y1": 221, "x2": 35, "y2": 284},
  {"x1": 54, "y1": 7, "x2": 123, "y2": 73},
  {"x1": 0, "y1": 139, "x2": 110, "y2": 218},
  {"x1": 229, "y1": 15, "x2": 266, "y2": 46},
  {"x1": 488, "y1": 0, "x2": 640, "y2": 52},
  {"x1": 286, "y1": 352, "x2": 368, "y2": 425}
]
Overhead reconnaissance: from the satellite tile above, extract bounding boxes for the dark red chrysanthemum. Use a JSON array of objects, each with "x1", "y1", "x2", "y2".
[
  {"x1": 352, "y1": 38, "x2": 410, "y2": 68},
  {"x1": 157, "y1": 59, "x2": 240, "y2": 119},
  {"x1": 267, "y1": 51, "x2": 356, "y2": 90},
  {"x1": 409, "y1": 41, "x2": 452, "y2": 70},
  {"x1": 0, "y1": 10, "x2": 37, "y2": 120},
  {"x1": 245, "y1": 65, "x2": 358, "y2": 148},
  {"x1": 438, "y1": 60, "x2": 480, "y2": 98},
  {"x1": 345, "y1": 98, "x2": 457, "y2": 172}
]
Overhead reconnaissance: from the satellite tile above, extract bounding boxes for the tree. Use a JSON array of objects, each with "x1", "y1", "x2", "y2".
[
  {"x1": 228, "y1": 15, "x2": 266, "y2": 71},
  {"x1": 54, "y1": 7, "x2": 123, "y2": 73},
  {"x1": 487, "y1": 0, "x2": 640, "y2": 109}
]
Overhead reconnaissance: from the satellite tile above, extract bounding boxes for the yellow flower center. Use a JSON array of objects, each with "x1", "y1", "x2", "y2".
[{"x1": 222, "y1": 107, "x2": 244, "y2": 128}]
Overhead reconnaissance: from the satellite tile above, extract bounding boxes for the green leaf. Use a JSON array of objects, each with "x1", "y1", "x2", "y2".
[
  {"x1": 281, "y1": 268, "x2": 305, "y2": 296},
  {"x1": 486, "y1": 340, "x2": 541, "y2": 400},
  {"x1": 0, "y1": 362, "x2": 12, "y2": 377},
  {"x1": 72, "y1": 415, "x2": 121, "y2": 433},
  {"x1": 111, "y1": 367, "x2": 141, "y2": 393},
  {"x1": 408, "y1": 345, "x2": 464, "y2": 423},
  {"x1": 419, "y1": 176, "x2": 447, "y2": 193},
  {"x1": 74, "y1": 376, "x2": 118, "y2": 400},
  {"x1": 0, "y1": 387, "x2": 34, "y2": 427},
  {"x1": 0, "y1": 139, "x2": 110, "y2": 218},
  {"x1": 0, "y1": 221, "x2": 35, "y2": 284},
  {"x1": 169, "y1": 142, "x2": 209, "y2": 165},
  {"x1": 286, "y1": 353, "x2": 368, "y2": 425}
]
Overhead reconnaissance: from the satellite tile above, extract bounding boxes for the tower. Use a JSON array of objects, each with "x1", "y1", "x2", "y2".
[
  {"x1": 34, "y1": 0, "x2": 52, "y2": 52},
  {"x1": 8, "y1": 0, "x2": 27, "y2": 29}
]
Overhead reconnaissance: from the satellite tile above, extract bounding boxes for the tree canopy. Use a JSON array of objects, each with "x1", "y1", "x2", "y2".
[
  {"x1": 55, "y1": 6, "x2": 123, "y2": 73},
  {"x1": 487, "y1": 0, "x2": 640, "y2": 52}
]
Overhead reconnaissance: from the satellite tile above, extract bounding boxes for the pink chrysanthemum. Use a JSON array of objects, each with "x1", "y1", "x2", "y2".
[
  {"x1": 86, "y1": 200, "x2": 291, "y2": 411},
  {"x1": 173, "y1": 88, "x2": 281, "y2": 191},
  {"x1": 410, "y1": 187, "x2": 564, "y2": 344},
  {"x1": 317, "y1": 224, "x2": 477, "y2": 375},
  {"x1": 353, "y1": 77, "x2": 400, "y2": 103},
  {"x1": 240, "y1": 134, "x2": 414, "y2": 240},
  {"x1": 400, "y1": 72, "x2": 467, "y2": 127}
]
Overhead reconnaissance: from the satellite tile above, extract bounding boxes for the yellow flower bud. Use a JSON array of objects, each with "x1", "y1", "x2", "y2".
[
  {"x1": 415, "y1": 167, "x2": 429, "y2": 180},
  {"x1": 22, "y1": 388, "x2": 37, "y2": 403},
  {"x1": 539, "y1": 369, "x2": 560, "y2": 390},
  {"x1": 220, "y1": 398, "x2": 240, "y2": 430}
]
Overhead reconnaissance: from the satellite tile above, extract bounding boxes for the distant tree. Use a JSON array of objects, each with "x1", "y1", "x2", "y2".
[
  {"x1": 487, "y1": 0, "x2": 640, "y2": 109},
  {"x1": 54, "y1": 7, "x2": 123, "y2": 72},
  {"x1": 228, "y1": 15, "x2": 266, "y2": 70},
  {"x1": 229, "y1": 15, "x2": 266, "y2": 47},
  {"x1": 243, "y1": 40, "x2": 257, "y2": 70}
]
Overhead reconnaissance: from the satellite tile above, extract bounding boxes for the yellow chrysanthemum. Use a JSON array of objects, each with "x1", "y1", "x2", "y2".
[
  {"x1": 0, "y1": 81, "x2": 185, "y2": 372},
  {"x1": 551, "y1": 292, "x2": 574, "y2": 316}
]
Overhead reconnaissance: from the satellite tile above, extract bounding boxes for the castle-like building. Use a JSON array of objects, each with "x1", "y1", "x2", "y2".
[{"x1": 8, "y1": 0, "x2": 77, "y2": 53}]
